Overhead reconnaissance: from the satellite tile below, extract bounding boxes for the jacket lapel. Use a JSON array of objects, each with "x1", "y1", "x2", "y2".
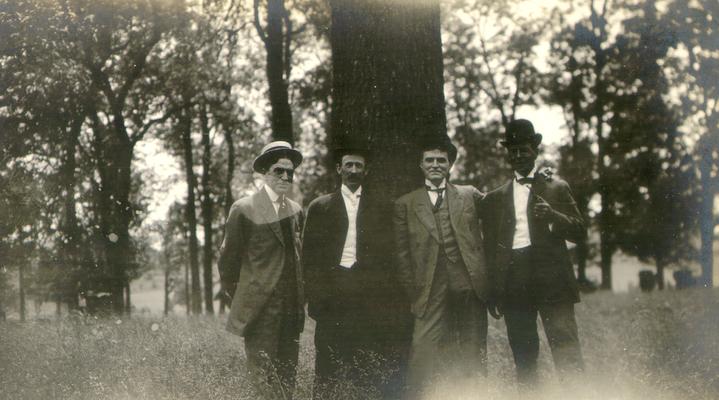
[
  {"x1": 413, "y1": 189, "x2": 440, "y2": 242},
  {"x1": 446, "y1": 184, "x2": 465, "y2": 231},
  {"x1": 332, "y1": 191, "x2": 349, "y2": 243},
  {"x1": 498, "y1": 181, "x2": 515, "y2": 248},
  {"x1": 256, "y1": 188, "x2": 284, "y2": 245}
]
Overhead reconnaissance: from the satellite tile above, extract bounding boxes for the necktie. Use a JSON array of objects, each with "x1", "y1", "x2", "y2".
[
  {"x1": 426, "y1": 186, "x2": 444, "y2": 210},
  {"x1": 278, "y1": 196, "x2": 293, "y2": 246}
]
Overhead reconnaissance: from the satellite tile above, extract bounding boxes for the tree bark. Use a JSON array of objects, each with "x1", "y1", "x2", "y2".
[
  {"x1": 256, "y1": 0, "x2": 294, "y2": 144},
  {"x1": 180, "y1": 111, "x2": 203, "y2": 315},
  {"x1": 329, "y1": 0, "x2": 448, "y2": 202},
  {"x1": 200, "y1": 106, "x2": 215, "y2": 314}
]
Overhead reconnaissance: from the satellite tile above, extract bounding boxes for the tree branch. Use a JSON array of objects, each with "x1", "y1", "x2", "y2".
[{"x1": 253, "y1": 0, "x2": 268, "y2": 44}]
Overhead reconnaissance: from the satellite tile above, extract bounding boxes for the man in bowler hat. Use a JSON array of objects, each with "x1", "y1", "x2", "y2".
[
  {"x1": 482, "y1": 119, "x2": 585, "y2": 385},
  {"x1": 218, "y1": 141, "x2": 305, "y2": 399},
  {"x1": 393, "y1": 138, "x2": 494, "y2": 396}
]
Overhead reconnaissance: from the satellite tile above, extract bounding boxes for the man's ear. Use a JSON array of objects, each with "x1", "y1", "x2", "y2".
[{"x1": 336, "y1": 163, "x2": 342, "y2": 175}]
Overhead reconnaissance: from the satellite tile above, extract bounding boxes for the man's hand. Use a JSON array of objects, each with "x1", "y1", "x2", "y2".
[
  {"x1": 488, "y1": 301, "x2": 503, "y2": 319},
  {"x1": 532, "y1": 197, "x2": 556, "y2": 222},
  {"x1": 219, "y1": 285, "x2": 234, "y2": 304}
]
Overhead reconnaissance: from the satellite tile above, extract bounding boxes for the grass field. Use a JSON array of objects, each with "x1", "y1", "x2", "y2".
[{"x1": 1, "y1": 289, "x2": 717, "y2": 400}]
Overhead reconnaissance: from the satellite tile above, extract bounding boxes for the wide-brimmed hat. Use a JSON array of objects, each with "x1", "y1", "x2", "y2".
[
  {"x1": 501, "y1": 119, "x2": 543, "y2": 147},
  {"x1": 419, "y1": 136, "x2": 458, "y2": 164},
  {"x1": 252, "y1": 141, "x2": 303, "y2": 173}
]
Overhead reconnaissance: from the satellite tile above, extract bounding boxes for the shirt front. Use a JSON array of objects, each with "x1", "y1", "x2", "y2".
[
  {"x1": 339, "y1": 184, "x2": 362, "y2": 268},
  {"x1": 425, "y1": 179, "x2": 447, "y2": 206},
  {"x1": 512, "y1": 166, "x2": 538, "y2": 249},
  {"x1": 264, "y1": 185, "x2": 282, "y2": 216}
]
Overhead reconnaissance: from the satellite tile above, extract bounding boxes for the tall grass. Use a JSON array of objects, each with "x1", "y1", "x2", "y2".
[{"x1": 1, "y1": 289, "x2": 717, "y2": 400}]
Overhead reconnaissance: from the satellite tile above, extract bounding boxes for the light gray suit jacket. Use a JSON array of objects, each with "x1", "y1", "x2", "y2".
[
  {"x1": 393, "y1": 183, "x2": 489, "y2": 318},
  {"x1": 218, "y1": 187, "x2": 304, "y2": 336}
]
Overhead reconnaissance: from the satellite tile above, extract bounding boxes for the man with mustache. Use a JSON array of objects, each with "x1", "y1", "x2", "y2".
[
  {"x1": 482, "y1": 119, "x2": 585, "y2": 386},
  {"x1": 218, "y1": 141, "x2": 305, "y2": 399},
  {"x1": 303, "y1": 147, "x2": 412, "y2": 398},
  {"x1": 393, "y1": 138, "x2": 494, "y2": 396}
]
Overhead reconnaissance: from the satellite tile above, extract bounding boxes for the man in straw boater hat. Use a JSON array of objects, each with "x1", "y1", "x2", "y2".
[
  {"x1": 393, "y1": 136, "x2": 495, "y2": 397},
  {"x1": 482, "y1": 119, "x2": 586, "y2": 387},
  {"x1": 218, "y1": 140, "x2": 305, "y2": 399}
]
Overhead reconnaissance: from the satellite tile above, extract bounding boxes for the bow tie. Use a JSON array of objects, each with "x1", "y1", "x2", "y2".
[
  {"x1": 426, "y1": 186, "x2": 445, "y2": 193},
  {"x1": 516, "y1": 176, "x2": 534, "y2": 185}
]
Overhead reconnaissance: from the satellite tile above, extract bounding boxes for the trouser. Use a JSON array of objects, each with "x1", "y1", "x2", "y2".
[
  {"x1": 244, "y1": 288, "x2": 301, "y2": 400},
  {"x1": 406, "y1": 256, "x2": 488, "y2": 397},
  {"x1": 313, "y1": 265, "x2": 370, "y2": 399},
  {"x1": 504, "y1": 248, "x2": 584, "y2": 385}
]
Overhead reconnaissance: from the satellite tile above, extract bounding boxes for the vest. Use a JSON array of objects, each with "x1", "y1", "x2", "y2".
[{"x1": 433, "y1": 199, "x2": 471, "y2": 291}]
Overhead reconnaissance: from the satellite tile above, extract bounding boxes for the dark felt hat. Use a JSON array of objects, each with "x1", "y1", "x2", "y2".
[
  {"x1": 253, "y1": 141, "x2": 303, "y2": 173},
  {"x1": 419, "y1": 136, "x2": 458, "y2": 164},
  {"x1": 501, "y1": 119, "x2": 543, "y2": 147},
  {"x1": 332, "y1": 146, "x2": 370, "y2": 165}
]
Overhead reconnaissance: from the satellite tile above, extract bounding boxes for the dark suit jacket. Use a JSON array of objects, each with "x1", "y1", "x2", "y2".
[
  {"x1": 218, "y1": 187, "x2": 305, "y2": 337},
  {"x1": 393, "y1": 183, "x2": 490, "y2": 318},
  {"x1": 482, "y1": 175, "x2": 585, "y2": 305},
  {"x1": 302, "y1": 189, "x2": 370, "y2": 321}
]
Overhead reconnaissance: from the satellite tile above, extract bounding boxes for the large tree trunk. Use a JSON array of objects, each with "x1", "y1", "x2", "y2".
[
  {"x1": 329, "y1": 0, "x2": 447, "y2": 201},
  {"x1": 180, "y1": 111, "x2": 202, "y2": 315},
  {"x1": 255, "y1": 0, "x2": 294, "y2": 144},
  {"x1": 200, "y1": 107, "x2": 215, "y2": 314},
  {"x1": 328, "y1": 0, "x2": 445, "y2": 395}
]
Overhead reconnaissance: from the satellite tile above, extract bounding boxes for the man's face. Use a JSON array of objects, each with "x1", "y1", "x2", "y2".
[
  {"x1": 506, "y1": 143, "x2": 538, "y2": 176},
  {"x1": 264, "y1": 158, "x2": 295, "y2": 195},
  {"x1": 420, "y1": 149, "x2": 451, "y2": 184},
  {"x1": 336, "y1": 154, "x2": 367, "y2": 191}
]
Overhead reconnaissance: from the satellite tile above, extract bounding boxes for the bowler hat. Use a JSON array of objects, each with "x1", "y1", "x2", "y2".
[
  {"x1": 253, "y1": 141, "x2": 303, "y2": 173},
  {"x1": 501, "y1": 119, "x2": 543, "y2": 147}
]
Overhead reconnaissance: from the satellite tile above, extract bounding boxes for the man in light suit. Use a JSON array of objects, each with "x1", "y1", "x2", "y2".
[
  {"x1": 482, "y1": 119, "x2": 585, "y2": 386},
  {"x1": 218, "y1": 141, "x2": 305, "y2": 399},
  {"x1": 303, "y1": 147, "x2": 412, "y2": 399},
  {"x1": 393, "y1": 138, "x2": 495, "y2": 396}
]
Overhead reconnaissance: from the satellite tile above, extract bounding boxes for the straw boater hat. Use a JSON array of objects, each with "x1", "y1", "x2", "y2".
[
  {"x1": 252, "y1": 141, "x2": 303, "y2": 173},
  {"x1": 501, "y1": 119, "x2": 543, "y2": 147}
]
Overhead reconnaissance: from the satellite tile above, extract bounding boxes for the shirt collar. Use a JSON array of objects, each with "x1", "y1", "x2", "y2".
[
  {"x1": 514, "y1": 165, "x2": 539, "y2": 182},
  {"x1": 264, "y1": 185, "x2": 281, "y2": 203},
  {"x1": 425, "y1": 179, "x2": 447, "y2": 190},
  {"x1": 341, "y1": 184, "x2": 362, "y2": 199}
]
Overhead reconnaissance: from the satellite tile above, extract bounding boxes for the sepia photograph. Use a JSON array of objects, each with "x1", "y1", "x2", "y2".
[{"x1": 0, "y1": 0, "x2": 717, "y2": 399}]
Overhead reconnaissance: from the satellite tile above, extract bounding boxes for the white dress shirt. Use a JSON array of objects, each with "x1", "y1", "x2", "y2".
[
  {"x1": 339, "y1": 184, "x2": 362, "y2": 268},
  {"x1": 264, "y1": 185, "x2": 282, "y2": 216},
  {"x1": 425, "y1": 179, "x2": 447, "y2": 205},
  {"x1": 512, "y1": 166, "x2": 538, "y2": 249}
]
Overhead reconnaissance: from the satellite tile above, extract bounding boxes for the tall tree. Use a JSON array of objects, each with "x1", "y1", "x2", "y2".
[
  {"x1": 254, "y1": 0, "x2": 295, "y2": 143},
  {"x1": 327, "y1": 0, "x2": 446, "y2": 392},
  {"x1": 666, "y1": 0, "x2": 719, "y2": 287},
  {"x1": 68, "y1": 0, "x2": 178, "y2": 312}
]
